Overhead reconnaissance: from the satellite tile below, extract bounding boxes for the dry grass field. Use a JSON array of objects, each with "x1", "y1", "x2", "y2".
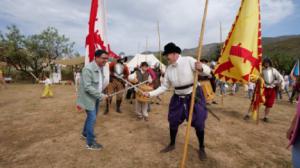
[{"x1": 0, "y1": 84, "x2": 296, "y2": 168}]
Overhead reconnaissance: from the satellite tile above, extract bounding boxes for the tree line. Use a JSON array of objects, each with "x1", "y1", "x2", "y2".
[{"x1": 0, "y1": 25, "x2": 76, "y2": 80}]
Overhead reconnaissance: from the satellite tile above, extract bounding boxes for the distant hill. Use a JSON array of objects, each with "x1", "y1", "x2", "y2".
[
  {"x1": 262, "y1": 35, "x2": 300, "y2": 45},
  {"x1": 142, "y1": 35, "x2": 300, "y2": 72},
  {"x1": 177, "y1": 35, "x2": 300, "y2": 59},
  {"x1": 263, "y1": 35, "x2": 300, "y2": 73}
]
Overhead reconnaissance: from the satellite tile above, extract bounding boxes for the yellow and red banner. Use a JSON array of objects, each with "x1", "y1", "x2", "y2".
[
  {"x1": 214, "y1": 0, "x2": 262, "y2": 84},
  {"x1": 250, "y1": 75, "x2": 265, "y2": 121}
]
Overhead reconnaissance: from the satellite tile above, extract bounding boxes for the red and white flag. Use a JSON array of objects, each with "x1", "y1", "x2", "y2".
[{"x1": 85, "y1": 0, "x2": 119, "y2": 65}]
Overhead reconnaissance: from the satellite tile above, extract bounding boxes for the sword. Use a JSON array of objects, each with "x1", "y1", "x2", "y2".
[
  {"x1": 206, "y1": 107, "x2": 221, "y2": 121},
  {"x1": 107, "y1": 80, "x2": 149, "y2": 97},
  {"x1": 195, "y1": 96, "x2": 221, "y2": 121},
  {"x1": 114, "y1": 75, "x2": 148, "y2": 93}
]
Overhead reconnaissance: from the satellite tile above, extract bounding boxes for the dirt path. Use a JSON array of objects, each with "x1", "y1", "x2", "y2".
[{"x1": 0, "y1": 84, "x2": 295, "y2": 168}]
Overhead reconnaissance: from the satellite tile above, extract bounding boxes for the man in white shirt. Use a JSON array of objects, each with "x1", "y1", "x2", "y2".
[
  {"x1": 144, "y1": 42, "x2": 211, "y2": 161},
  {"x1": 262, "y1": 58, "x2": 284, "y2": 122},
  {"x1": 244, "y1": 58, "x2": 284, "y2": 122}
]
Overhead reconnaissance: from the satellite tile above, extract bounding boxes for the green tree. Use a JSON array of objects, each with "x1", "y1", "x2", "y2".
[
  {"x1": 38, "y1": 27, "x2": 75, "y2": 61},
  {"x1": 0, "y1": 25, "x2": 32, "y2": 77},
  {"x1": 0, "y1": 25, "x2": 75, "y2": 81}
]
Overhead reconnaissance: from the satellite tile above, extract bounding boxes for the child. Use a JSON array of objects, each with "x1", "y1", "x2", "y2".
[
  {"x1": 128, "y1": 62, "x2": 152, "y2": 121},
  {"x1": 41, "y1": 75, "x2": 53, "y2": 98},
  {"x1": 287, "y1": 96, "x2": 300, "y2": 167},
  {"x1": 248, "y1": 82, "x2": 255, "y2": 99}
]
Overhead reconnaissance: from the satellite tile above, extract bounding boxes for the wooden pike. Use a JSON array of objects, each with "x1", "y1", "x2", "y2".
[
  {"x1": 157, "y1": 21, "x2": 162, "y2": 70},
  {"x1": 219, "y1": 21, "x2": 224, "y2": 106},
  {"x1": 180, "y1": 0, "x2": 209, "y2": 167}
]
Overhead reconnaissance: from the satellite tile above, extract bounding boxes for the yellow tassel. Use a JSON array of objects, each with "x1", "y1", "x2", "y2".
[{"x1": 252, "y1": 110, "x2": 257, "y2": 121}]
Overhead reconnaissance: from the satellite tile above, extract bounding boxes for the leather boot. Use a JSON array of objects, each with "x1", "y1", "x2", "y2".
[
  {"x1": 160, "y1": 128, "x2": 177, "y2": 153},
  {"x1": 116, "y1": 100, "x2": 122, "y2": 113},
  {"x1": 104, "y1": 100, "x2": 109, "y2": 115}
]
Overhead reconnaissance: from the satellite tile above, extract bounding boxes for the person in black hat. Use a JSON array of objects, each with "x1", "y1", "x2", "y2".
[{"x1": 143, "y1": 42, "x2": 211, "y2": 160}]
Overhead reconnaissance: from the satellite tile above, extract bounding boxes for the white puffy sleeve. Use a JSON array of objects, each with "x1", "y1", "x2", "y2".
[
  {"x1": 273, "y1": 68, "x2": 284, "y2": 89},
  {"x1": 128, "y1": 73, "x2": 137, "y2": 82},
  {"x1": 189, "y1": 56, "x2": 211, "y2": 76},
  {"x1": 149, "y1": 69, "x2": 171, "y2": 97},
  {"x1": 201, "y1": 64, "x2": 211, "y2": 76}
]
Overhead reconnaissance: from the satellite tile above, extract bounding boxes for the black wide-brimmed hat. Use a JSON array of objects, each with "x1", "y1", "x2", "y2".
[
  {"x1": 162, "y1": 42, "x2": 182, "y2": 56},
  {"x1": 263, "y1": 57, "x2": 273, "y2": 67}
]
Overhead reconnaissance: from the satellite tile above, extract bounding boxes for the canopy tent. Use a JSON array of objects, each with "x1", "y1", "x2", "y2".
[
  {"x1": 126, "y1": 54, "x2": 166, "y2": 71},
  {"x1": 53, "y1": 57, "x2": 85, "y2": 84},
  {"x1": 0, "y1": 62, "x2": 7, "y2": 67},
  {"x1": 54, "y1": 57, "x2": 85, "y2": 66}
]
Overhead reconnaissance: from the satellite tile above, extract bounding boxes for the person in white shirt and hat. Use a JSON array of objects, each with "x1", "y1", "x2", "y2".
[{"x1": 143, "y1": 42, "x2": 211, "y2": 161}]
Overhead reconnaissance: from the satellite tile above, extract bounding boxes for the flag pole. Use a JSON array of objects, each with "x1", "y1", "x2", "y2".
[
  {"x1": 256, "y1": 77, "x2": 263, "y2": 125},
  {"x1": 180, "y1": 0, "x2": 209, "y2": 167},
  {"x1": 256, "y1": 80, "x2": 260, "y2": 125},
  {"x1": 219, "y1": 21, "x2": 224, "y2": 106},
  {"x1": 157, "y1": 21, "x2": 162, "y2": 70},
  {"x1": 146, "y1": 37, "x2": 148, "y2": 62}
]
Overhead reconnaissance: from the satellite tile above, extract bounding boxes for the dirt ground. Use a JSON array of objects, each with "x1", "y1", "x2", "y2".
[{"x1": 0, "y1": 84, "x2": 296, "y2": 168}]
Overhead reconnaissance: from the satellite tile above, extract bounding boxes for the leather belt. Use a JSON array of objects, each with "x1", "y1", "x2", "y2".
[{"x1": 174, "y1": 83, "x2": 193, "y2": 90}]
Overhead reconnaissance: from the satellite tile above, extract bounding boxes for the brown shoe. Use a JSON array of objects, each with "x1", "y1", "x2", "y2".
[
  {"x1": 199, "y1": 148, "x2": 207, "y2": 161},
  {"x1": 144, "y1": 117, "x2": 149, "y2": 121},
  {"x1": 104, "y1": 106, "x2": 109, "y2": 115},
  {"x1": 243, "y1": 115, "x2": 250, "y2": 120},
  {"x1": 262, "y1": 117, "x2": 269, "y2": 122},
  {"x1": 116, "y1": 100, "x2": 122, "y2": 113},
  {"x1": 104, "y1": 101, "x2": 109, "y2": 115},
  {"x1": 160, "y1": 144, "x2": 175, "y2": 153},
  {"x1": 136, "y1": 116, "x2": 143, "y2": 121}
]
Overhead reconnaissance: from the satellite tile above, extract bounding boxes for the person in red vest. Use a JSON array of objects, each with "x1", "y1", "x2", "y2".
[{"x1": 104, "y1": 54, "x2": 129, "y2": 114}]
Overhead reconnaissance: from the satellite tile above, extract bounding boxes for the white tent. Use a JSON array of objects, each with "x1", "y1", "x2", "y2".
[
  {"x1": 127, "y1": 54, "x2": 166, "y2": 71},
  {"x1": 51, "y1": 64, "x2": 62, "y2": 84}
]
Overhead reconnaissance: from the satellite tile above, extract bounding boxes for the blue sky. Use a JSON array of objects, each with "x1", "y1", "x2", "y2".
[
  {"x1": 263, "y1": 0, "x2": 300, "y2": 37},
  {"x1": 0, "y1": 0, "x2": 299, "y2": 55}
]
